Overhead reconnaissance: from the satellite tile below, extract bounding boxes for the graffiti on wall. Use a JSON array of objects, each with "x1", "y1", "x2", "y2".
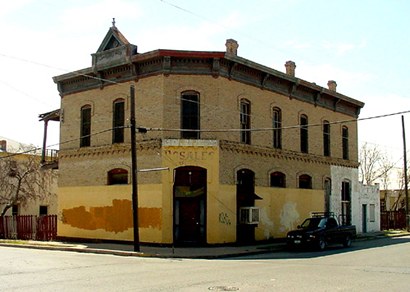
[{"x1": 218, "y1": 212, "x2": 231, "y2": 225}]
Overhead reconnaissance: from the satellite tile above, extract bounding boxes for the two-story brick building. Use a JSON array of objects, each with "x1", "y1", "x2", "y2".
[{"x1": 51, "y1": 23, "x2": 365, "y2": 245}]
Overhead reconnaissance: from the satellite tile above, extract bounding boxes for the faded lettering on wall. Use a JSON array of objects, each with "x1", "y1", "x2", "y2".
[{"x1": 164, "y1": 149, "x2": 214, "y2": 165}]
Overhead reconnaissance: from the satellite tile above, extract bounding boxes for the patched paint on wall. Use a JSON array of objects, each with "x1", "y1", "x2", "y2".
[
  {"x1": 62, "y1": 199, "x2": 162, "y2": 233},
  {"x1": 259, "y1": 207, "x2": 274, "y2": 240},
  {"x1": 279, "y1": 201, "x2": 300, "y2": 232}
]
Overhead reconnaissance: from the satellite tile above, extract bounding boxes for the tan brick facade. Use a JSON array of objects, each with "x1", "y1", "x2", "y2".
[
  {"x1": 59, "y1": 74, "x2": 360, "y2": 189},
  {"x1": 52, "y1": 25, "x2": 364, "y2": 244}
]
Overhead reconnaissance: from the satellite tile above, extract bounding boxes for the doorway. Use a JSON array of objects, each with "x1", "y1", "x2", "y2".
[
  {"x1": 236, "y1": 169, "x2": 256, "y2": 244},
  {"x1": 173, "y1": 166, "x2": 206, "y2": 245},
  {"x1": 362, "y1": 204, "x2": 368, "y2": 233}
]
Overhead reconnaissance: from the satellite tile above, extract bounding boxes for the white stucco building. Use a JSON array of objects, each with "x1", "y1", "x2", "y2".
[{"x1": 331, "y1": 165, "x2": 380, "y2": 233}]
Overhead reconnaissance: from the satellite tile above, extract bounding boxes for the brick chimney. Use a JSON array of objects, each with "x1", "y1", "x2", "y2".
[
  {"x1": 285, "y1": 61, "x2": 296, "y2": 77},
  {"x1": 0, "y1": 140, "x2": 6, "y2": 152},
  {"x1": 327, "y1": 80, "x2": 337, "y2": 91},
  {"x1": 225, "y1": 39, "x2": 239, "y2": 56}
]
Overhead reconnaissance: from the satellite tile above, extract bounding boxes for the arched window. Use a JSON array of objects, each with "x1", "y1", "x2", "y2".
[
  {"x1": 300, "y1": 114, "x2": 308, "y2": 153},
  {"x1": 240, "y1": 99, "x2": 251, "y2": 144},
  {"x1": 299, "y1": 174, "x2": 312, "y2": 189},
  {"x1": 272, "y1": 107, "x2": 282, "y2": 149},
  {"x1": 80, "y1": 105, "x2": 91, "y2": 147},
  {"x1": 323, "y1": 120, "x2": 331, "y2": 157},
  {"x1": 270, "y1": 171, "x2": 286, "y2": 188},
  {"x1": 181, "y1": 91, "x2": 200, "y2": 139},
  {"x1": 113, "y1": 99, "x2": 125, "y2": 144},
  {"x1": 342, "y1": 126, "x2": 349, "y2": 160},
  {"x1": 107, "y1": 168, "x2": 128, "y2": 185}
]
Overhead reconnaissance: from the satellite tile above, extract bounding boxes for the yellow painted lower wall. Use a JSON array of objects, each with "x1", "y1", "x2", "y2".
[
  {"x1": 58, "y1": 183, "x2": 324, "y2": 244},
  {"x1": 208, "y1": 185, "x2": 325, "y2": 243},
  {"x1": 58, "y1": 184, "x2": 164, "y2": 242},
  {"x1": 255, "y1": 187, "x2": 325, "y2": 240},
  {"x1": 207, "y1": 184, "x2": 237, "y2": 244}
]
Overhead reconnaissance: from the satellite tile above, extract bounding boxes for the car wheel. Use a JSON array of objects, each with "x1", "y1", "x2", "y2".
[
  {"x1": 318, "y1": 237, "x2": 326, "y2": 250},
  {"x1": 343, "y1": 235, "x2": 352, "y2": 248}
]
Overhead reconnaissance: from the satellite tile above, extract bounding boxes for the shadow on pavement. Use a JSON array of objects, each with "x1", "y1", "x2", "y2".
[{"x1": 226, "y1": 235, "x2": 410, "y2": 260}]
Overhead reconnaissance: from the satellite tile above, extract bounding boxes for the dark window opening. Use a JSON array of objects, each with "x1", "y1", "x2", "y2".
[
  {"x1": 113, "y1": 99, "x2": 125, "y2": 143},
  {"x1": 80, "y1": 105, "x2": 91, "y2": 147},
  {"x1": 273, "y1": 107, "x2": 282, "y2": 149},
  {"x1": 270, "y1": 172, "x2": 286, "y2": 187},
  {"x1": 240, "y1": 100, "x2": 251, "y2": 144},
  {"x1": 39, "y1": 205, "x2": 48, "y2": 216},
  {"x1": 299, "y1": 174, "x2": 312, "y2": 189},
  {"x1": 341, "y1": 181, "x2": 351, "y2": 202},
  {"x1": 300, "y1": 115, "x2": 308, "y2": 153},
  {"x1": 324, "y1": 178, "x2": 331, "y2": 213},
  {"x1": 12, "y1": 205, "x2": 18, "y2": 216},
  {"x1": 342, "y1": 126, "x2": 349, "y2": 160},
  {"x1": 108, "y1": 168, "x2": 128, "y2": 185},
  {"x1": 181, "y1": 92, "x2": 200, "y2": 139},
  {"x1": 323, "y1": 121, "x2": 331, "y2": 156},
  {"x1": 341, "y1": 181, "x2": 351, "y2": 225}
]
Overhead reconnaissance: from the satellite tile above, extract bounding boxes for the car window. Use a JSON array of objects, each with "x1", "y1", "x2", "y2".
[{"x1": 327, "y1": 218, "x2": 337, "y2": 228}]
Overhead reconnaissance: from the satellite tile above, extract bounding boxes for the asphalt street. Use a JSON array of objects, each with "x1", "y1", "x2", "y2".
[{"x1": 0, "y1": 235, "x2": 409, "y2": 291}]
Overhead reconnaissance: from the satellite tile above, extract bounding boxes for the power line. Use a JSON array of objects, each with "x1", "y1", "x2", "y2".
[
  {"x1": 143, "y1": 109, "x2": 410, "y2": 133},
  {"x1": 1, "y1": 109, "x2": 409, "y2": 161}
]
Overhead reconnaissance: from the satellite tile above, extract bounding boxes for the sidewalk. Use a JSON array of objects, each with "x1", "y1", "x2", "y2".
[
  {"x1": 0, "y1": 239, "x2": 285, "y2": 259},
  {"x1": 0, "y1": 230, "x2": 408, "y2": 259}
]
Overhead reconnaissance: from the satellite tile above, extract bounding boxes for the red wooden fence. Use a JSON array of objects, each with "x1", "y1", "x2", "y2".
[
  {"x1": 0, "y1": 215, "x2": 57, "y2": 241},
  {"x1": 380, "y1": 210, "x2": 406, "y2": 230}
]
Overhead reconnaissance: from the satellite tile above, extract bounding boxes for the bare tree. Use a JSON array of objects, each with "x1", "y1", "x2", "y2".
[
  {"x1": 0, "y1": 153, "x2": 55, "y2": 217},
  {"x1": 390, "y1": 169, "x2": 409, "y2": 211},
  {"x1": 359, "y1": 142, "x2": 395, "y2": 187}
]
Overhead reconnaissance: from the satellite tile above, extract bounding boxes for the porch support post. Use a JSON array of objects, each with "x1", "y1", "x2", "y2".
[{"x1": 41, "y1": 120, "x2": 49, "y2": 163}]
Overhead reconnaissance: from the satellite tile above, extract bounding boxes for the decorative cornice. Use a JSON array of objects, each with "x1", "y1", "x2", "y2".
[
  {"x1": 53, "y1": 50, "x2": 364, "y2": 117},
  {"x1": 59, "y1": 139, "x2": 161, "y2": 159},
  {"x1": 219, "y1": 140, "x2": 359, "y2": 168}
]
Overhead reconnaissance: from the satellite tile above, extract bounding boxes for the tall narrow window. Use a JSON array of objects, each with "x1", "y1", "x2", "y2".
[
  {"x1": 323, "y1": 120, "x2": 331, "y2": 157},
  {"x1": 324, "y1": 178, "x2": 331, "y2": 213},
  {"x1": 341, "y1": 180, "x2": 351, "y2": 225},
  {"x1": 299, "y1": 174, "x2": 312, "y2": 189},
  {"x1": 369, "y1": 204, "x2": 375, "y2": 222},
  {"x1": 240, "y1": 99, "x2": 251, "y2": 144},
  {"x1": 80, "y1": 105, "x2": 91, "y2": 147},
  {"x1": 113, "y1": 99, "x2": 125, "y2": 143},
  {"x1": 181, "y1": 91, "x2": 200, "y2": 139},
  {"x1": 273, "y1": 107, "x2": 282, "y2": 149},
  {"x1": 300, "y1": 114, "x2": 308, "y2": 153},
  {"x1": 342, "y1": 126, "x2": 349, "y2": 160}
]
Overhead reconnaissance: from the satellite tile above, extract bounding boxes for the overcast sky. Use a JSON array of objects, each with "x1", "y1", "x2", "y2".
[{"x1": 1, "y1": 0, "x2": 409, "y2": 179}]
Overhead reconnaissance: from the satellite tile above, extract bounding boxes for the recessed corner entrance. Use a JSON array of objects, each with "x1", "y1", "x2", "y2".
[
  {"x1": 173, "y1": 166, "x2": 207, "y2": 245},
  {"x1": 236, "y1": 169, "x2": 256, "y2": 244}
]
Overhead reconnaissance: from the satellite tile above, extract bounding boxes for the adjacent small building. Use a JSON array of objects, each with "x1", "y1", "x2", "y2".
[
  {"x1": 0, "y1": 139, "x2": 57, "y2": 217},
  {"x1": 50, "y1": 23, "x2": 374, "y2": 245}
]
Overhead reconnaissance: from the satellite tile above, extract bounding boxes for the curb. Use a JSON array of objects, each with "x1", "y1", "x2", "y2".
[
  {"x1": 1, "y1": 232, "x2": 407, "y2": 259},
  {"x1": 0, "y1": 241, "x2": 285, "y2": 259}
]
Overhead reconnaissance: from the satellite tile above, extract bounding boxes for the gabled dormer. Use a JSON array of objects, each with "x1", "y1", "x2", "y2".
[{"x1": 91, "y1": 19, "x2": 138, "y2": 72}]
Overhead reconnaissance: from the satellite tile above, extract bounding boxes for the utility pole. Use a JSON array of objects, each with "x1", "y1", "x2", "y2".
[
  {"x1": 130, "y1": 84, "x2": 140, "y2": 252},
  {"x1": 402, "y1": 115, "x2": 409, "y2": 231}
]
